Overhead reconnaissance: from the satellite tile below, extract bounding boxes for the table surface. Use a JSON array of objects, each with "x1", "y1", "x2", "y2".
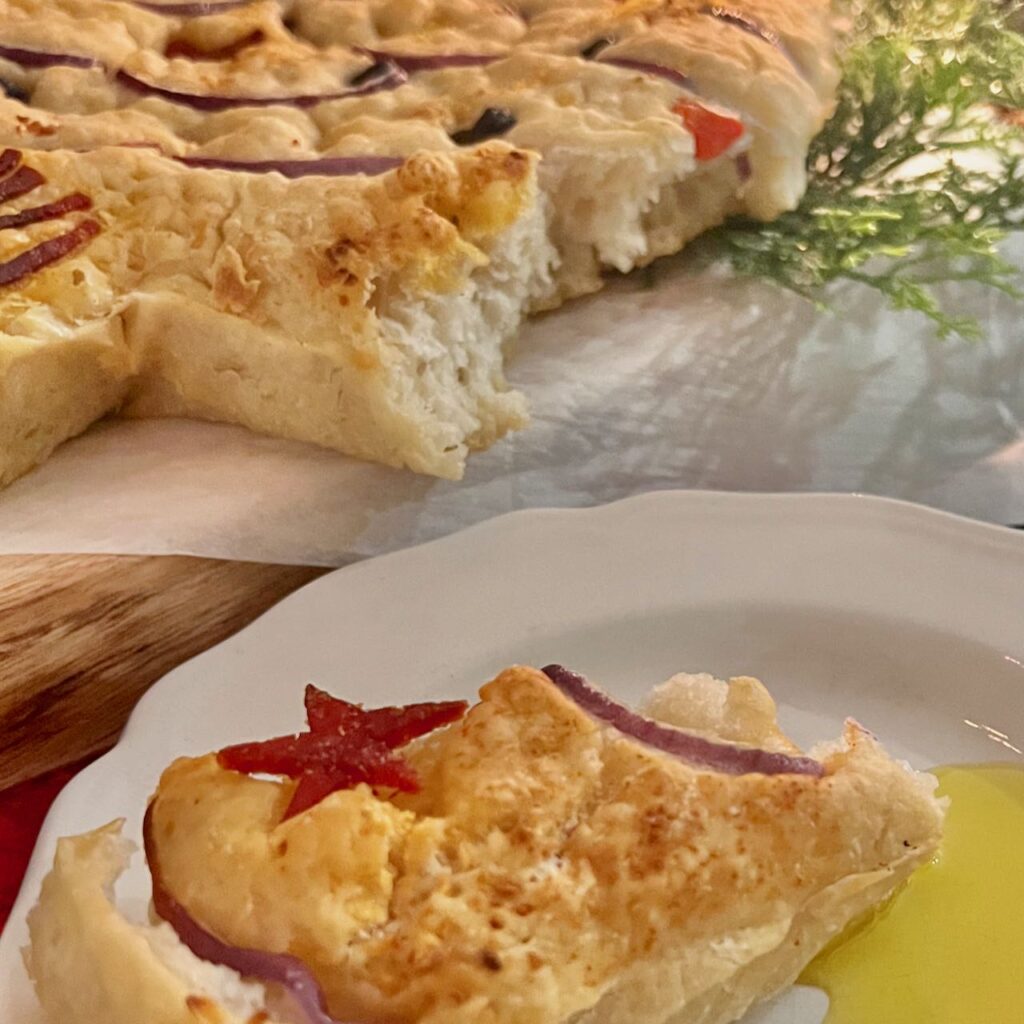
[
  {"x1": 0, "y1": 554, "x2": 326, "y2": 932},
  {"x1": 0, "y1": 553, "x2": 325, "y2": 791}
]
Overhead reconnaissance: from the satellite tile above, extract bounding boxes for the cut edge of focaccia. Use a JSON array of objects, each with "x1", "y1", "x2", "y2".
[
  {"x1": 0, "y1": 141, "x2": 556, "y2": 485},
  {"x1": 0, "y1": 320, "x2": 131, "y2": 489},
  {"x1": 24, "y1": 666, "x2": 944, "y2": 1024}
]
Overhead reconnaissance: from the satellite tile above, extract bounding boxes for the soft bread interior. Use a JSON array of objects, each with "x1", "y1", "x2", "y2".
[
  {"x1": 0, "y1": 322, "x2": 132, "y2": 489},
  {"x1": 522, "y1": 122, "x2": 737, "y2": 309},
  {"x1": 120, "y1": 188, "x2": 552, "y2": 478}
]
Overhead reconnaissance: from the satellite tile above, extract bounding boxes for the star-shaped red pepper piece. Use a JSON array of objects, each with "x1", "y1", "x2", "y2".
[{"x1": 217, "y1": 685, "x2": 468, "y2": 820}]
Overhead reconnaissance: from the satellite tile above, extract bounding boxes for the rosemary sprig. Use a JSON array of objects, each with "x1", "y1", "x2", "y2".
[{"x1": 714, "y1": 0, "x2": 1024, "y2": 338}]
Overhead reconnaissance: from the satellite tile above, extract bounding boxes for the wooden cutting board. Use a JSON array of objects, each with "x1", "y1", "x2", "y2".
[{"x1": 0, "y1": 554, "x2": 326, "y2": 791}]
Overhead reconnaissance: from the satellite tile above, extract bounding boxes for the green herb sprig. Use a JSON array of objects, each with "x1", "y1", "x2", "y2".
[{"x1": 714, "y1": 0, "x2": 1024, "y2": 338}]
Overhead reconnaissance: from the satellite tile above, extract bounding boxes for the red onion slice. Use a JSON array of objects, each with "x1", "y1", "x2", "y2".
[
  {"x1": 0, "y1": 148, "x2": 21, "y2": 180},
  {"x1": 0, "y1": 218, "x2": 100, "y2": 287},
  {"x1": 356, "y1": 48, "x2": 501, "y2": 72},
  {"x1": 143, "y1": 804, "x2": 349, "y2": 1024},
  {"x1": 0, "y1": 191, "x2": 91, "y2": 229},
  {"x1": 0, "y1": 164, "x2": 44, "y2": 203},
  {"x1": 598, "y1": 57, "x2": 697, "y2": 94},
  {"x1": 541, "y1": 665, "x2": 825, "y2": 777},
  {"x1": 176, "y1": 154, "x2": 403, "y2": 177},
  {"x1": 0, "y1": 44, "x2": 99, "y2": 69},
  {"x1": 698, "y1": 6, "x2": 805, "y2": 78},
  {"x1": 115, "y1": 62, "x2": 406, "y2": 111},
  {"x1": 133, "y1": 0, "x2": 254, "y2": 14},
  {"x1": 700, "y1": 6, "x2": 781, "y2": 50}
]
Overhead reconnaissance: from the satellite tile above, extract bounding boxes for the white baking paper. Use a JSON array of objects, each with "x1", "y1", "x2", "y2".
[{"x1": 1, "y1": 240, "x2": 1022, "y2": 566}]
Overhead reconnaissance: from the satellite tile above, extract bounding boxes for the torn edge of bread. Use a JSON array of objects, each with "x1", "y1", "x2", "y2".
[{"x1": 0, "y1": 142, "x2": 557, "y2": 486}]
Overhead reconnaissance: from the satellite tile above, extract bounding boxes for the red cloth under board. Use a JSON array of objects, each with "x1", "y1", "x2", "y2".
[{"x1": 0, "y1": 753, "x2": 104, "y2": 934}]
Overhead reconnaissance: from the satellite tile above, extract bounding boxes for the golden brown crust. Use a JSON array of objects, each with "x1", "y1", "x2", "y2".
[
  {"x1": 0, "y1": 143, "x2": 530, "y2": 337},
  {"x1": 1, "y1": 0, "x2": 835, "y2": 176}
]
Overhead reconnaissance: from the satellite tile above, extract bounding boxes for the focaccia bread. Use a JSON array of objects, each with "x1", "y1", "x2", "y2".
[
  {"x1": 1, "y1": 141, "x2": 554, "y2": 485},
  {"x1": 1, "y1": 0, "x2": 837, "y2": 274},
  {"x1": 25, "y1": 665, "x2": 944, "y2": 1024},
  {"x1": 0, "y1": 0, "x2": 838, "y2": 484}
]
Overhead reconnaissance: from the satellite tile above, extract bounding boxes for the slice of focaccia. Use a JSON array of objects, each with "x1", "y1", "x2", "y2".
[
  {"x1": 0, "y1": 141, "x2": 554, "y2": 486},
  {"x1": 26, "y1": 665, "x2": 944, "y2": 1024}
]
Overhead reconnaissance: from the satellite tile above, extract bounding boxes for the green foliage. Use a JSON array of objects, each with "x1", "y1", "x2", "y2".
[{"x1": 714, "y1": 0, "x2": 1024, "y2": 338}]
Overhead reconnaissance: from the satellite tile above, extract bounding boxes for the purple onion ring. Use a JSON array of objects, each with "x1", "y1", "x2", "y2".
[
  {"x1": 0, "y1": 191, "x2": 92, "y2": 230},
  {"x1": 132, "y1": 0, "x2": 254, "y2": 14},
  {"x1": 0, "y1": 218, "x2": 100, "y2": 288},
  {"x1": 115, "y1": 62, "x2": 406, "y2": 111},
  {"x1": 0, "y1": 148, "x2": 21, "y2": 179},
  {"x1": 143, "y1": 804, "x2": 350, "y2": 1024},
  {"x1": 541, "y1": 665, "x2": 825, "y2": 777},
  {"x1": 356, "y1": 48, "x2": 502, "y2": 73},
  {"x1": 176, "y1": 154, "x2": 403, "y2": 177},
  {"x1": 0, "y1": 164, "x2": 44, "y2": 203},
  {"x1": 0, "y1": 44, "x2": 99, "y2": 69},
  {"x1": 597, "y1": 56, "x2": 697, "y2": 94}
]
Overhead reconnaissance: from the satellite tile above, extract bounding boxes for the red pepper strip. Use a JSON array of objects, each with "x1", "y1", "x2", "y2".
[
  {"x1": 0, "y1": 165, "x2": 44, "y2": 204},
  {"x1": 369, "y1": 704, "x2": 466, "y2": 745},
  {"x1": 0, "y1": 192, "x2": 91, "y2": 230},
  {"x1": 0, "y1": 218, "x2": 100, "y2": 287},
  {"x1": 0, "y1": 149, "x2": 21, "y2": 180},
  {"x1": 286, "y1": 772, "x2": 352, "y2": 818},
  {"x1": 218, "y1": 686, "x2": 468, "y2": 819},
  {"x1": 165, "y1": 29, "x2": 264, "y2": 61},
  {"x1": 303, "y1": 685, "x2": 364, "y2": 734},
  {"x1": 283, "y1": 754, "x2": 422, "y2": 818},
  {"x1": 218, "y1": 730, "x2": 420, "y2": 819},
  {"x1": 305, "y1": 684, "x2": 468, "y2": 746},
  {"x1": 673, "y1": 99, "x2": 745, "y2": 161},
  {"x1": 218, "y1": 731, "x2": 415, "y2": 786}
]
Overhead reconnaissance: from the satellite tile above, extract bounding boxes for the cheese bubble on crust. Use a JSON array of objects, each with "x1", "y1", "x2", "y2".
[{"x1": 640, "y1": 672, "x2": 802, "y2": 754}]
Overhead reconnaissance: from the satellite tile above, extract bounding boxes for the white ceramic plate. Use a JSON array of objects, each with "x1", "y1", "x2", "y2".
[{"x1": 3, "y1": 491, "x2": 1024, "y2": 1023}]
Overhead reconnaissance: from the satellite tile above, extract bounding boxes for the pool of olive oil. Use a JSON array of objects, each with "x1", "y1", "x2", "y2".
[{"x1": 799, "y1": 763, "x2": 1024, "y2": 1024}]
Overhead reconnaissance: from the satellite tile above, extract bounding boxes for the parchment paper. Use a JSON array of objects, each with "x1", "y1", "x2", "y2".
[{"x1": 1, "y1": 240, "x2": 1022, "y2": 566}]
